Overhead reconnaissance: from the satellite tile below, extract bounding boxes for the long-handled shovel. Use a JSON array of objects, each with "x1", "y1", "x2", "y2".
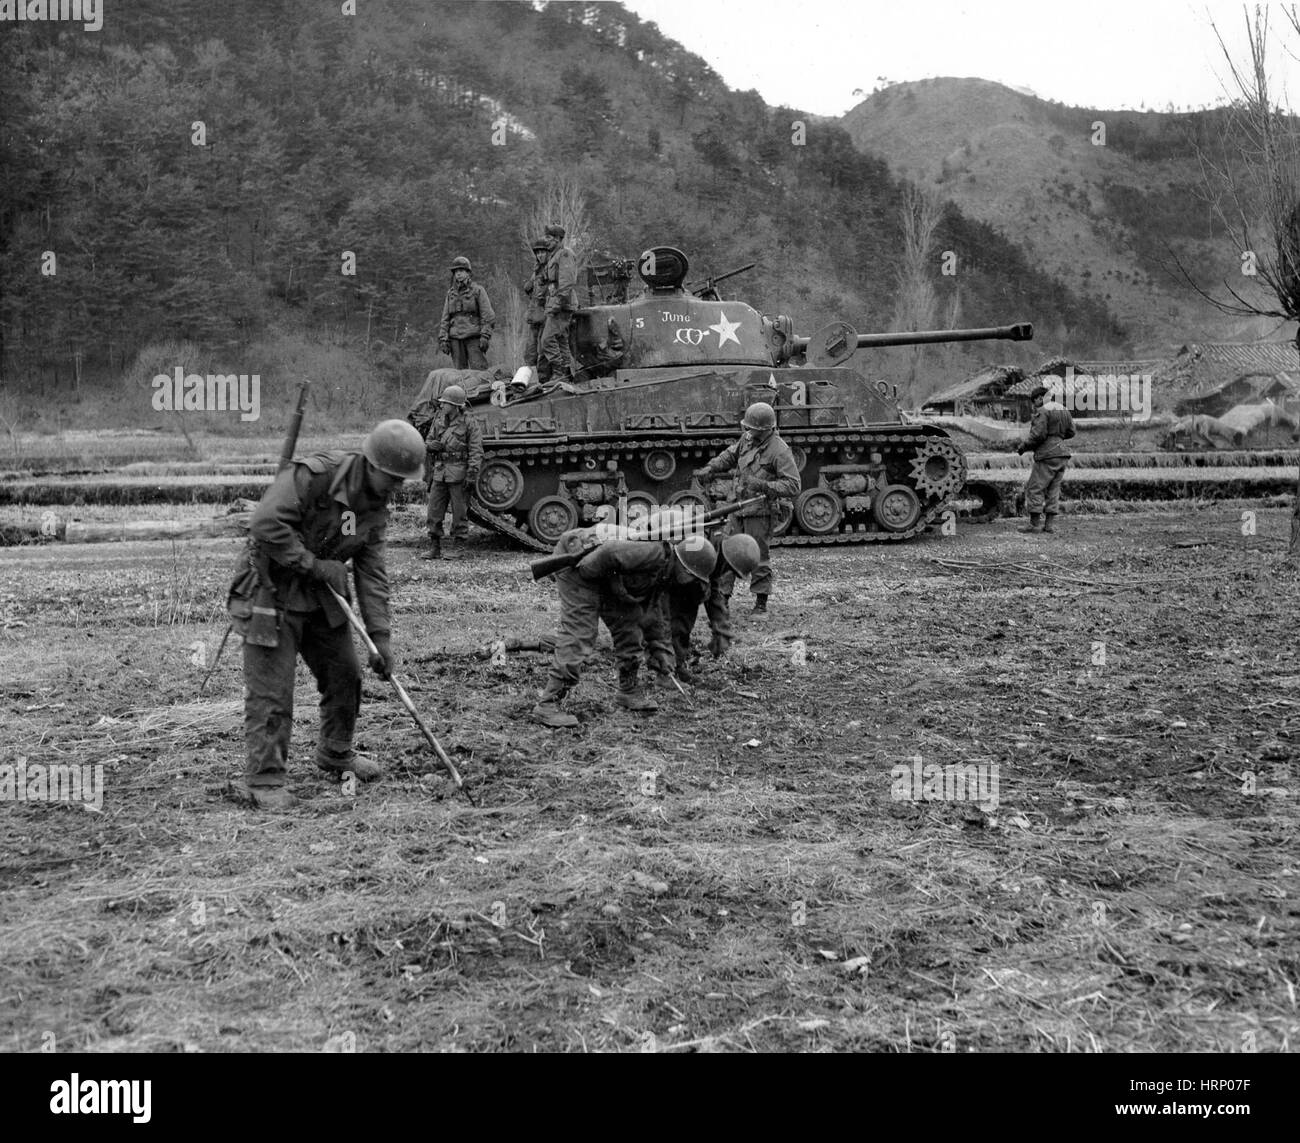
[{"x1": 327, "y1": 587, "x2": 475, "y2": 804}]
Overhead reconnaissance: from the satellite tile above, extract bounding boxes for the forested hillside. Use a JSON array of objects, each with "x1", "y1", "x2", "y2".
[
  {"x1": 0, "y1": 0, "x2": 1128, "y2": 427},
  {"x1": 843, "y1": 78, "x2": 1282, "y2": 353}
]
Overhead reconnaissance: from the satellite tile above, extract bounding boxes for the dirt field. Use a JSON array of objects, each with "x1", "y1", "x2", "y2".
[{"x1": 1, "y1": 504, "x2": 1296, "y2": 1053}]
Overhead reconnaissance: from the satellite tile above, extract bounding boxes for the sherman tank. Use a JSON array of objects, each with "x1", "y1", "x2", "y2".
[{"x1": 463, "y1": 246, "x2": 1032, "y2": 551}]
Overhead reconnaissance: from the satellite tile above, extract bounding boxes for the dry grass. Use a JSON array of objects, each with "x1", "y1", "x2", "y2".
[{"x1": 0, "y1": 509, "x2": 1296, "y2": 1052}]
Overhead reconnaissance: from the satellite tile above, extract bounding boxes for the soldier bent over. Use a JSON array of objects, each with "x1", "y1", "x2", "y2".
[
  {"x1": 696, "y1": 401, "x2": 801, "y2": 618},
  {"x1": 419, "y1": 383, "x2": 483, "y2": 559},
  {"x1": 226, "y1": 420, "x2": 425, "y2": 811},
  {"x1": 532, "y1": 535, "x2": 717, "y2": 728},
  {"x1": 658, "y1": 533, "x2": 760, "y2": 681},
  {"x1": 1017, "y1": 384, "x2": 1075, "y2": 534}
]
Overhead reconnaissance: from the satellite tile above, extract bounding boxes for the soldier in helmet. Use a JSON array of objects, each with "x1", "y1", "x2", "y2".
[
  {"x1": 532, "y1": 534, "x2": 717, "y2": 728},
  {"x1": 421, "y1": 384, "x2": 483, "y2": 560},
  {"x1": 656, "y1": 532, "x2": 760, "y2": 681},
  {"x1": 695, "y1": 402, "x2": 801, "y2": 618},
  {"x1": 226, "y1": 420, "x2": 424, "y2": 811},
  {"x1": 437, "y1": 256, "x2": 496, "y2": 371},
  {"x1": 1016, "y1": 384, "x2": 1075, "y2": 534},
  {"x1": 522, "y1": 236, "x2": 551, "y2": 381},
  {"x1": 538, "y1": 225, "x2": 578, "y2": 383}
]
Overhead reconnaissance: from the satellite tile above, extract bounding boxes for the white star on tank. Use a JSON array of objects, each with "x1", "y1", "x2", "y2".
[{"x1": 708, "y1": 313, "x2": 742, "y2": 348}]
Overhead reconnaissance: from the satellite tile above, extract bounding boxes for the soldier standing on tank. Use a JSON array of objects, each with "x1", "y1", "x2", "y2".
[
  {"x1": 225, "y1": 420, "x2": 425, "y2": 811},
  {"x1": 531, "y1": 535, "x2": 717, "y2": 728},
  {"x1": 695, "y1": 402, "x2": 801, "y2": 619},
  {"x1": 656, "y1": 533, "x2": 761, "y2": 681},
  {"x1": 522, "y1": 236, "x2": 551, "y2": 382},
  {"x1": 421, "y1": 384, "x2": 483, "y2": 560},
  {"x1": 1017, "y1": 384, "x2": 1075, "y2": 534},
  {"x1": 538, "y1": 225, "x2": 578, "y2": 383},
  {"x1": 438, "y1": 256, "x2": 495, "y2": 371}
]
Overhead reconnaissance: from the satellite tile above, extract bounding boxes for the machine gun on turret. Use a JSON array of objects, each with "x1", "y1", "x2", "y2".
[{"x1": 687, "y1": 261, "x2": 757, "y2": 300}]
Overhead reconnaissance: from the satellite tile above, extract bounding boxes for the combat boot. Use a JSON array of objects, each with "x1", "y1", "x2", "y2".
[
  {"x1": 532, "y1": 680, "x2": 579, "y2": 728},
  {"x1": 1018, "y1": 514, "x2": 1044, "y2": 534},
  {"x1": 1042, "y1": 513, "x2": 1058, "y2": 534},
  {"x1": 751, "y1": 593, "x2": 770, "y2": 619},
  {"x1": 421, "y1": 535, "x2": 442, "y2": 560},
  {"x1": 228, "y1": 780, "x2": 297, "y2": 811},
  {"x1": 317, "y1": 752, "x2": 383, "y2": 782},
  {"x1": 616, "y1": 668, "x2": 659, "y2": 712}
]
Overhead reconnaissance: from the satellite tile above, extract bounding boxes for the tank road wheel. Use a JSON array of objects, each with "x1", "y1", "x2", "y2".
[
  {"x1": 908, "y1": 439, "x2": 964, "y2": 501},
  {"x1": 873, "y1": 484, "x2": 922, "y2": 533},
  {"x1": 642, "y1": 449, "x2": 677, "y2": 482},
  {"x1": 794, "y1": 487, "x2": 843, "y2": 535},
  {"x1": 624, "y1": 491, "x2": 657, "y2": 528},
  {"x1": 790, "y1": 445, "x2": 808, "y2": 473},
  {"x1": 528, "y1": 495, "x2": 578, "y2": 545},
  {"x1": 474, "y1": 459, "x2": 525, "y2": 511}
]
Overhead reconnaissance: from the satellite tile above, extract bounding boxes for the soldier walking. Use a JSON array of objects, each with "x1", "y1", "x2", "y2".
[
  {"x1": 226, "y1": 420, "x2": 425, "y2": 811},
  {"x1": 696, "y1": 402, "x2": 801, "y2": 618},
  {"x1": 658, "y1": 533, "x2": 760, "y2": 681},
  {"x1": 538, "y1": 225, "x2": 578, "y2": 383},
  {"x1": 420, "y1": 384, "x2": 483, "y2": 560},
  {"x1": 1017, "y1": 384, "x2": 1075, "y2": 534},
  {"x1": 438, "y1": 256, "x2": 495, "y2": 370},
  {"x1": 522, "y1": 236, "x2": 551, "y2": 381},
  {"x1": 532, "y1": 534, "x2": 717, "y2": 728}
]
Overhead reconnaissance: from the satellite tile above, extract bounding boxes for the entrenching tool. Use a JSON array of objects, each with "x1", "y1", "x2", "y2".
[{"x1": 326, "y1": 586, "x2": 475, "y2": 804}]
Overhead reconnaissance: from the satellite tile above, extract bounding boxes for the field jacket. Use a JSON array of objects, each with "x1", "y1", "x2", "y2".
[
  {"x1": 524, "y1": 258, "x2": 550, "y2": 323},
  {"x1": 237, "y1": 451, "x2": 390, "y2": 635},
  {"x1": 698, "y1": 432, "x2": 801, "y2": 517},
  {"x1": 427, "y1": 411, "x2": 484, "y2": 483},
  {"x1": 543, "y1": 245, "x2": 579, "y2": 312},
  {"x1": 438, "y1": 281, "x2": 495, "y2": 342},
  {"x1": 1025, "y1": 404, "x2": 1076, "y2": 461}
]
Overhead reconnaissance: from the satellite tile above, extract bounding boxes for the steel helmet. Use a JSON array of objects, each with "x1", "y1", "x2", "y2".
[
  {"x1": 674, "y1": 535, "x2": 717, "y2": 583},
  {"x1": 530, "y1": 236, "x2": 549, "y2": 252},
  {"x1": 362, "y1": 419, "x2": 425, "y2": 480},
  {"x1": 438, "y1": 384, "x2": 468, "y2": 408},
  {"x1": 449, "y1": 255, "x2": 472, "y2": 272},
  {"x1": 721, "y1": 533, "x2": 761, "y2": 578},
  {"x1": 742, "y1": 402, "x2": 777, "y2": 431}
]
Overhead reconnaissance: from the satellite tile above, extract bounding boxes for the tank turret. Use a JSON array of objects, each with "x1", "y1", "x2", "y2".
[{"x1": 443, "y1": 247, "x2": 1032, "y2": 551}]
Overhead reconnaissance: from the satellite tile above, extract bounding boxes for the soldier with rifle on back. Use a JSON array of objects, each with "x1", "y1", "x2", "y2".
[{"x1": 226, "y1": 419, "x2": 425, "y2": 811}]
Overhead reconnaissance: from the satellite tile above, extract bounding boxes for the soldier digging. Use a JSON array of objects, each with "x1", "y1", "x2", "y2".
[
  {"x1": 695, "y1": 401, "x2": 801, "y2": 618},
  {"x1": 532, "y1": 533, "x2": 718, "y2": 728},
  {"x1": 438, "y1": 255, "x2": 495, "y2": 371},
  {"x1": 226, "y1": 419, "x2": 425, "y2": 811}
]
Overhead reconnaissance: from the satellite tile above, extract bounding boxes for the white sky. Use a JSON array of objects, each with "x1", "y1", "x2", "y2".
[{"x1": 620, "y1": 0, "x2": 1299, "y2": 116}]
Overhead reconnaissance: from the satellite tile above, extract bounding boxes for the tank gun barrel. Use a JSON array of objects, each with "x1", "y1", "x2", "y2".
[{"x1": 793, "y1": 321, "x2": 1033, "y2": 352}]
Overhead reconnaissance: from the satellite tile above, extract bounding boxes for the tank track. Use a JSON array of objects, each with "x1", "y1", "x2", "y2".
[{"x1": 469, "y1": 427, "x2": 963, "y2": 553}]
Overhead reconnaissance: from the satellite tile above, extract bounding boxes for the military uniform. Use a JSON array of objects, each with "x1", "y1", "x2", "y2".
[
  {"x1": 539, "y1": 241, "x2": 578, "y2": 381},
  {"x1": 425, "y1": 407, "x2": 484, "y2": 544},
  {"x1": 541, "y1": 535, "x2": 675, "y2": 713},
  {"x1": 698, "y1": 432, "x2": 800, "y2": 600},
  {"x1": 657, "y1": 552, "x2": 733, "y2": 681},
  {"x1": 523, "y1": 248, "x2": 550, "y2": 377},
  {"x1": 1020, "y1": 402, "x2": 1075, "y2": 528},
  {"x1": 228, "y1": 451, "x2": 392, "y2": 791},
  {"x1": 438, "y1": 280, "x2": 495, "y2": 370}
]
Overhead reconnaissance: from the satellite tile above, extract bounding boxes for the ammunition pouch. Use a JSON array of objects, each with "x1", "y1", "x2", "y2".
[{"x1": 227, "y1": 543, "x2": 281, "y2": 648}]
